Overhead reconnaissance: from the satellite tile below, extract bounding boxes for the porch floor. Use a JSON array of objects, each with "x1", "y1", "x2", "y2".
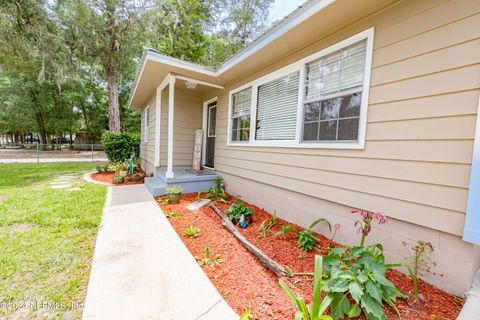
[{"x1": 144, "y1": 168, "x2": 218, "y2": 196}]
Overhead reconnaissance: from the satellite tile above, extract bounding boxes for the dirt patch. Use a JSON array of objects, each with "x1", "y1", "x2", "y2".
[
  {"x1": 90, "y1": 171, "x2": 145, "y2": 186},
  {"x1": 7, "y1": 223, "x2": 34, "y2": 233},
  {"x1": 157, "y1": 193, "x2": 463, "y2": 320}
]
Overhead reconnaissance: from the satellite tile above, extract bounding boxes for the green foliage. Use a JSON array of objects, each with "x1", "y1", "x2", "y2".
[
  {"x1": 184, "y1": 226, "x2": 200, "y2": 238},
  {"x1": 165, "y1": 211, "x2": 182, "y2": 219},
  {"x1": 298, "y1": 230, "x2": 319, "y2": 252},
  {"x1": 0, "y1": 163, "x2": 106, "y2": 319},
  {"x1": 324, "y1": 244, "x2": 413, "y2": 320},
  {"x1": 102, "y1": 131, "x2": 140, "y2": 163},
  {"x1": 113, "y1": 161, "x2": 128, "y2": 172},
  {"x1": 96, "y1": 164, "x2": 109, "y2": 173},
  {"x1": 165, "y1": 185, "x2": 184, "y2": 195},
  {"x1": 275, "y1": 224, "x2": 296, "y2": 239},
  {"x1": 239, "y1": 308, "x2": 254, "y2": 320},
  {"x1": 225, "y1": 199, "x2": 254, "y2": 222},
  {"x1": 279, "y1": 255, "x2": 333, "y2": 320},
  {"x1": 258, "y1": 209, "x2": 282, "y2": 237},
  {"x1": 207, "y1": 177, "x2": 229, "y2": 203},
  {"x1": 113, "y1": 176, "x2": 124, "y2": 184},
  {"x1": 297, "y1": 218, "x2": 331, "y2": 251},
  {"x1": 195, "y1": 246, "x2": 223, "y2": 266},
  {"x1": 402, "y1": 240, "x2": 437, "y2": 278}
]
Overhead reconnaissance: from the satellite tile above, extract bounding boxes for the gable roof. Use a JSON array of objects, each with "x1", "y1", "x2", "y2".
[{"x1": 129, "y1": 0, "x2": 396, "y2": 109}]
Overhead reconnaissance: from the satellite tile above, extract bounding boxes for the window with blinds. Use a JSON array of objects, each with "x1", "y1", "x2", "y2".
[
  {"x1": 303, "y1": 40, "x2": 367, "y2": 142},
  {"x1": 231, "y1": 87, "x2": 252, "y2": 142},
  {"x1": 255, "y1": 71, "x2": 299, "y2": 140}
]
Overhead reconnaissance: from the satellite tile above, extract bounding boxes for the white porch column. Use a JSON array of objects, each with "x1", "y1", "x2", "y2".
[
  {"x1": 166, "y1": 76, "x2": 176, "y2": 179},
  {"x1": 154, "y1": 86, "x2": 161, "y2": 168}
]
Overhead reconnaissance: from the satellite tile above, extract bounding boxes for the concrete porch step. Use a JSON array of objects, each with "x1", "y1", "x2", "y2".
[{"x1": 145, "y1": 169, "x2": 219, "y2": 197}]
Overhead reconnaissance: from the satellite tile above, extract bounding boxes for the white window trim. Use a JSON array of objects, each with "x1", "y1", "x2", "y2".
[
  {"x1": 226, "y1": 27, "x2": 374, "y2": 149},
  {"x1": 144, "y1": 105, "x2": 150, "y2": 142}
]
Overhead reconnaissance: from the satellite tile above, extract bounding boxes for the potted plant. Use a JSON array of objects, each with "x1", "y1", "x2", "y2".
[
  {"x1": 113, "y1": 161, "x2": 128, "y2": 177},
  {"x1": 225, "y1": 198, "x2": 254, "y2": 226},
  {"x1": 113, "y1": 175, "x2": 124, "y2": 184},
  {"x1": 165, "y1": 185, "x2": 184, "y2": 204}
]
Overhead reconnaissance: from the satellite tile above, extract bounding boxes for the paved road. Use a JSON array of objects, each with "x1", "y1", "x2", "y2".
[{"x1": 0, "y1": 158, "x2": 108, "y2": 163}]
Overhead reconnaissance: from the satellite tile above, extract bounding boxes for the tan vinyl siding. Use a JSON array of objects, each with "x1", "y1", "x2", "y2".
[
  {"x1": 212, "y1": 0, "x2": 480, "y2": 236},
  {"x1": 140, "y1": 92, "x2": 156, "y2": 174},
  {"x1": 160, "y1": 88, "x2": 203, "y2": 167}
]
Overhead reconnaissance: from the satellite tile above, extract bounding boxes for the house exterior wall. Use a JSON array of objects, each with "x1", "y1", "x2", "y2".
[
  {"x1": 140, "y1": 92, "x2": 156, "y2": 175},
  {"x1": 159, "y1": 87, "x2": 203, "y2": 168},
  {"x1": 203, "y1": 0, "x2": 480, "y2": 294}
]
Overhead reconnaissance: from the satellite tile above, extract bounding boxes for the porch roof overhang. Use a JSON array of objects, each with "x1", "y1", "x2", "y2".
[{"x1": 128, "y1": 0, "x2": 398, "y2": 110}]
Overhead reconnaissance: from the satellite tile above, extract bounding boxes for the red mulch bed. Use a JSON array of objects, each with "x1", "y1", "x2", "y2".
[
  {"x1": 91, "y1": 170, "x2": 145, "y2": 185},
  {"x1": 157, "y1": 193, "x2": 464, "y2": 320}
]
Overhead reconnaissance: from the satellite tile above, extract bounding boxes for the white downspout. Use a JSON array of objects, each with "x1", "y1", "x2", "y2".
[{"x1": 457, "y1": 269, "x2": 480, "y2": 319}]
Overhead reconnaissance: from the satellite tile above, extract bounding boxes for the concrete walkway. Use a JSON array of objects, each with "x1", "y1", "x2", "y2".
[{"x1": 82, "y1": 184, "x2": 238, "y2": 320}]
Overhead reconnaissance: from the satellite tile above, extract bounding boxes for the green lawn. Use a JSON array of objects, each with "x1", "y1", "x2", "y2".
[{"x1": 0, "y1": 163, "x2": 107, "y2": 319}]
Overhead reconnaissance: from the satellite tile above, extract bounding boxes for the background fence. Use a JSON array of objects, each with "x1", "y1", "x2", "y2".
[{"x1": 0, "y1": 143, "x2": 108, "y2": 163}]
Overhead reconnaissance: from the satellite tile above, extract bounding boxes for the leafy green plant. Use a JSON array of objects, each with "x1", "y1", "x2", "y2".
[
  {"x1": 275, "y1": 224, "x2": 296, "y2": 239},
  {"x1": 184, "y1": 226, "x2": 200, "y2": 238},
  {"x1": 165, "y1": 211, "x2": 181, "y2": 219},
  {"x1": 102, "y1": 131, "x2": 140, "y2": 163},
  {"x1": 165, "y1": 185, "x2": 184, "y2": 194},
  {"x1": 113, "y1": 161, "x2": 128, "y2": 172},
  {"x1": 324, "y1": 244, "x2": 418, "y2": 320},
  {"x1": 279, "y1": 255, "x2": 333, "y2": 320},
  {"x1": 225, "y1": 198, "x2": 254, "y2": 222},
  {"x1": 207, "y1": 177, "x2": 229, "y2": 203},
  {"x1": 258, "y1": 210, "x2": 283, "y2": 237},
  {"x1": 239, "y1": 308, "x2": 254, "y2": 320},
  {"x1": 195, "y1": 246, "x2": 223, "y2": 266},
  {"x1": 297, "y1": 218, "x2": 331, "y2": 251},
  {"x1": 403, "y1": 240, "x2": 437, "y2": 278},
  {"x1": 95, "y1": 164, "x2": 109, "y2": 173},
  {"x1": 113, "y1": 175, "x2": 124, "y2": 184}
]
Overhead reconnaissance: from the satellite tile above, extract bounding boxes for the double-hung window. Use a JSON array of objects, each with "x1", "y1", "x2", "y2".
[
  {"x1": 227, "y1": 28, "x2": 373, "y2": 148},
  {"x1": 302, "y1": 40, "x2": 367, "y2": 142},
  {"x1": 230, "y1": 87, "x2": 252, "y2": 142},
  {"x1": 256, "y1": 71, "x2": 299, "y2": 140},
  {"x1": 144, "y1": 106, "x2": 150, "y2": 142}
]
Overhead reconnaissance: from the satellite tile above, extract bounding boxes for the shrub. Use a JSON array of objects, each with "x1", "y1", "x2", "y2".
[
  {"x1": 225, "y1": 199, "x2": 254, "y2": 222},
  {"x1": 297, "y1": 218, "x2": 331, "y2": 251},
  {"x1": 102, "y1": 131, "x2": 140, "y2": 163},
  {"x1": 279, "y1": 255, "x2": 333, "y2": 320}
]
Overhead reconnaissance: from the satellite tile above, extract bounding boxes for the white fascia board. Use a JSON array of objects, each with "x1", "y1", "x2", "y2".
[
  {"x1": 128, "y1": 0, "x2": 337, "y2": 108},
  {"x1": 215, "y1": 0, "x2": 335, "y2": 75}
]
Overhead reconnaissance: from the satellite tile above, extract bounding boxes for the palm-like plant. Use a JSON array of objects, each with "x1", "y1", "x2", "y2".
[{"x1": 279, "y1": 255, "x2": 333, "y2": 320}]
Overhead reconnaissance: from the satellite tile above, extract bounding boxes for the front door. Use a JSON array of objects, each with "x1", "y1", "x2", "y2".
[{"x1": 205, "y1": 102, "x2": 216, "y2": 168}]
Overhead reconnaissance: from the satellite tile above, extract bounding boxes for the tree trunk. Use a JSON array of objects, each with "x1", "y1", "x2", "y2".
[{"x1": 107, "y1": 73, "x2": 121, "y2": 132}]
